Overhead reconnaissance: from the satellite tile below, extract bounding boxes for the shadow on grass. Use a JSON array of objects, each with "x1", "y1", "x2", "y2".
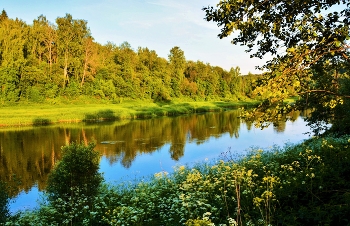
[
  {"x1": 84, "y1": 110, "x2": 118, "y2": 122},
  {"x1": 33, "y1": 118, "x2": 52, "y2": 126},
  {"x1": 135, "y1": 107, "x2": 167, "y2": 118},
  {"x1": 137, "y1": 103, "x2": 198, "y2": 118},
  {"x1": 213, "y1": 100, "x2": 260, "y2": 109},
  {"x1": 154, "y1": 100, "x2": 172, "y2": 107},
  {"x1": 194, "y1": 106, "x2": 221, "y2": 113}
]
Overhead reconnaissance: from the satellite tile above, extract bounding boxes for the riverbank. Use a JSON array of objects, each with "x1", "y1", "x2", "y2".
[
  {"x1": 5, "y1": 134, "x2": 350, "y2": 225},
  {"x1": 0, "y1": 99, "x2": 259, "y2": 127}
]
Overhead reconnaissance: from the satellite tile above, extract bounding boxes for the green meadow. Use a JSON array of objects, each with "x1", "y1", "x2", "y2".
[{"x1": 0, "y1": 99, "x2": 259, "y2": 127}]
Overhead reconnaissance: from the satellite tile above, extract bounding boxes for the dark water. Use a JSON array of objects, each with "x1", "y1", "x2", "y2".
[{"x1": 0, "y1": 110, "x2": 311, "y2": 213}]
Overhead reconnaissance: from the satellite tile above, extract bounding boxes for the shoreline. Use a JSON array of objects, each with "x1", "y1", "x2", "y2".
[{"x1": 0, "y1": 99, "x2": 259, "y2": 128}]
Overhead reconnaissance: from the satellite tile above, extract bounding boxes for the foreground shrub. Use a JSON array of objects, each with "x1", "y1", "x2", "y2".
[
  {"x1": 46, "y1": 142, "x2": 103, "y2": 201},
  {"x1": 101, "y1": 135, "x2": 350, "y2": 225},
  {"x1": 6, "y1": 135, "x2": 350, "y2": 225},
  {"x1": 46, "y1": 142, "x2": 104, "y2": 225},
  {"x1": 268, "y1": 136, "x2": 350, "y2": 225},
  {"x1": 0, "y1": 180, "x2": 9, "y2": 224}
]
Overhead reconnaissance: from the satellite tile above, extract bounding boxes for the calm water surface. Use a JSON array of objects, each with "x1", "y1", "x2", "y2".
[{"x1": 0, "y1": 110, "x2": 311, "y2": 212}]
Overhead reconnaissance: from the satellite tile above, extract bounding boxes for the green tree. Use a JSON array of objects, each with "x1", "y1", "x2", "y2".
[
  {"x1": 46, "y1": 142, "x2": 103, "y2": 202},
  {"x1": 92, "y1": 42, "x2": 118, "y2": 97},
  {"x1": 114, "y1": 42, "x2": 138, "y2": 98},
  {"x1": 205, "y1": 66, "x2": 220, "y2": 98},
  {"x1": 45, "y1": 142, "x2": 103, "y2": 225},
  {"x1": 169, "y1": 46, "x2": 186, "y2": 97},
  {"x1": 228, "y1": 66, "x2": 243, "y2": 99},
  {"x1": 19, "y1": 15, "x2": 58, "y2": 100},
  {"x1": 189, "y1": 61, "x2": 211, "y2": 99},
  {"x1": 0, "y1": 9, "x2": 8, "y2": 22},
  {"x1": 81, "y1": 36, "x2": 98, "y2": 87},
  {"x1": 97, "y1": 42, "x2": 118, "y2": 71},
  {"x1": 56, "y1": 14, "x2": 90, "y2": 88},
  {"x1": 30, "y1": 15, "x2": 57, "y2": 73},
  {"x1": 0, "y1": 16, "x2": 28, "y2": 102},
  {"x1": 153, "y1": 56, "x2": 172, "y2": 101},
  {"x1": 114, "y1": 41, "x2": 138, "y2": 80},
  {"x1": 204, "y1": 0, "x2": 350, "y2": 134}
]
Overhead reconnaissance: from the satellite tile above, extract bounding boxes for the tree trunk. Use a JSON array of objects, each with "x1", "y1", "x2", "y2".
[
  {"x1": 81, "y1": 49, "x2": 88, "y2": 87},
  {"x1": 63, "y1": 49, "x2": 68, "y2": 87}
]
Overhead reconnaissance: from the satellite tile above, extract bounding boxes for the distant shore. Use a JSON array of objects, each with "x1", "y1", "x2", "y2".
[{"x1": 0, "y1": 99, "x2": 259, "y2": 128}]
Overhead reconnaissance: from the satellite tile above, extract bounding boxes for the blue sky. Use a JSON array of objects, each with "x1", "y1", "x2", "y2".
[{"x1": 2, "y1": 0, "x2": 267, "y2": 74}]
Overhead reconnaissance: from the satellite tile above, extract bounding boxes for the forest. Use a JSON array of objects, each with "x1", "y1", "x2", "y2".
[
  {"x1": 0, "y1": 10, "x2": 258, "y2": 104},
  {"x1": 1, "y1": 0, "x2": 350, "y2": 223}
]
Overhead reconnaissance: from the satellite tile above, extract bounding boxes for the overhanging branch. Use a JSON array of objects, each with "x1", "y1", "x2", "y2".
[{"x1": 299, "y1": 90, "x2": 350, "y2": 99}]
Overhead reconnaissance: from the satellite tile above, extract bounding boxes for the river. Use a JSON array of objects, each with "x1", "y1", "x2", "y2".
[{"x1": 0, "y1": 109, "x2": 311, "y2": 213}]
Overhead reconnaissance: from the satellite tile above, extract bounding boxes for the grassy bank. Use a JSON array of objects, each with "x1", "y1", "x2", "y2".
[
  {"x1": 0, "y1": 99, "x2": 259, "y2": 127},
  {"x1": 6, "y1": 135, "x2": 350, "y2": 225}
]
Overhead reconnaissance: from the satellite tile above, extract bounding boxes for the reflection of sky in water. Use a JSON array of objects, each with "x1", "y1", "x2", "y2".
[
  {"x1": 9, "y1": 186, "x2": 41, "y2": 214},
  {"x1": 101, "y1": 117, "x2": 311, "y2": 184},
  {"x1": 10, "y1": 117, "x2": 311, "y2": 213}
]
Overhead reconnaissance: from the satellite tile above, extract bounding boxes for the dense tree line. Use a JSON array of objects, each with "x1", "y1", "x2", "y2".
[{"x1": 0, "y1": 10, "x2": 257, "y2": 104}]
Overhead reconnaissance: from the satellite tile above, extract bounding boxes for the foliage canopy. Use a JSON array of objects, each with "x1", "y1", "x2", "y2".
[
  {"x1": 204, "y1": 0, "x2": 350, "y2": 134},
  {"x1": 0, "y1": 10, "x2": 257, "y2": 104}
]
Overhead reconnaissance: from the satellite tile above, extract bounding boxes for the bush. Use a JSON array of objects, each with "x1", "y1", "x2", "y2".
[
  {"x1": 44, "y1": 142, "x2": 103, "y2": 225},
  {"x1": 47, "y1": 142, "x2": 103, "y2": 201},
  {"x1": 0, "y1": 180, "x2": 9, "y2": 224}
]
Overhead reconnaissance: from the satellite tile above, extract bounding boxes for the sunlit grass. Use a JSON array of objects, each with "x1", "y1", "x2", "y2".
[{"x1": 0, "y1": 99, "x2": 259, "y2": 127}]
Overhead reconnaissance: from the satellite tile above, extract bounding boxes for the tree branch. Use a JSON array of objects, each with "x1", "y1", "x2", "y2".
[{"x1": 299, "y1": 90, "x2": 350, "y2": 99}]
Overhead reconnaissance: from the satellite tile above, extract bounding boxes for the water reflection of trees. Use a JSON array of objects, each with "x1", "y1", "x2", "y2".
[
  {"x1": 0, "y1": 128, "x2": 63, "y2": 196},
  {"x1": 272, "y1": 110, "x2": 310, "y2": 133},
  {"x1": 100, "y1": 111, "x2": 244, "y2": 165},
  {"x1": 0, "y1": 109, "x2": 298, "y2": 196}
]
